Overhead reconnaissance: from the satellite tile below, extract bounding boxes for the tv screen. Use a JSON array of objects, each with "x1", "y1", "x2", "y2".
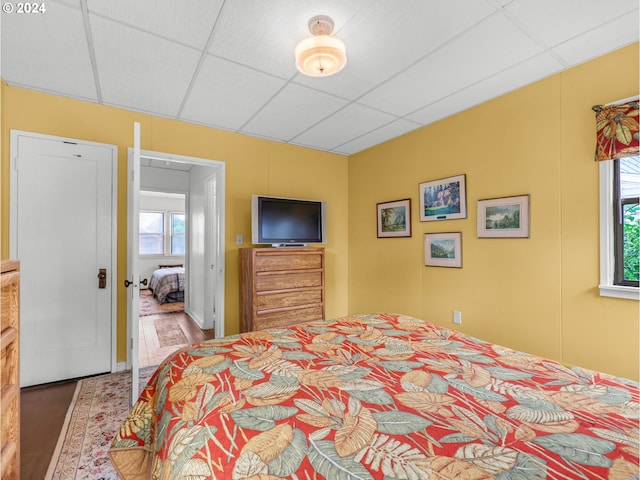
[{"x1": 252, "y1": 195, "x2": 326, "y2": 246}]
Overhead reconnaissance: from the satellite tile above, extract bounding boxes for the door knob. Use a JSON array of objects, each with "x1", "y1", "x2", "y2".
[
  {"x1": 124, "y1": 279, "x2": 133, "y2": 288},
  {"x1": 98, "y1": 269, "x2": 107, "y2": 289}
]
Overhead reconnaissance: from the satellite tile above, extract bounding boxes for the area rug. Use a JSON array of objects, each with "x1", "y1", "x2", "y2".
[
  {"x1": 139, "y1": 289, "x2": 184, "y2": 316},
  {"x1": 44, "y1": 367, "x2": 156, "y2": 480}
]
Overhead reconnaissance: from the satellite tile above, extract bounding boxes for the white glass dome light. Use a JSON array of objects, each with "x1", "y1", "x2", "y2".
[{"x1": 295, "y1": 15, "x2": 347, "y2": 77}]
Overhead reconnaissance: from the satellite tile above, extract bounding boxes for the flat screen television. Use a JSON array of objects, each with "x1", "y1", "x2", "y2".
[{"x1": 252, "y1": 195, "x2": 327, "y2": 246}]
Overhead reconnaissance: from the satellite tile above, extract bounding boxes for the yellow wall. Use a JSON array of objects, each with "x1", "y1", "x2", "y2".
[
  {"x1": 349, "y1": 43, "x2": 639, "y2": 381},
  {"x1": 0, "y1": 86, "x2": 349, "y2": 362}
]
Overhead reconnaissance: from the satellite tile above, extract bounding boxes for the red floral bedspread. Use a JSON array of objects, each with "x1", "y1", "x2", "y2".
[{"x1": 110, "y1": 313, "x2": 639, "y2": 479}]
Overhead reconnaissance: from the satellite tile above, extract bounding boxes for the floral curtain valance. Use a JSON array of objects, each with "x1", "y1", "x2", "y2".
[{"x1": 592, "y1": 98, "x2": 639, "y2": 161}]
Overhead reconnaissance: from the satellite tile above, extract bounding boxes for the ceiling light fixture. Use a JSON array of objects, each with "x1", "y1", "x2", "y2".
[{"x1": 295, "y1": 15, "x2": 347, "y2": 77}]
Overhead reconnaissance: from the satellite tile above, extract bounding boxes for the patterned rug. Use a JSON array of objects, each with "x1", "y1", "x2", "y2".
[
  {"x1": 45, "y1": 367, "x2": 156, "y2": 480},
  {"x1": 139, "y1": 289, "x2": 184, "y2": 316}
]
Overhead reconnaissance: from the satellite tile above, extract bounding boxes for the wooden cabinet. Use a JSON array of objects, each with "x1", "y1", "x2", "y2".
[
  {"x1": 1, "y1": 260, "x2": 20, "y2": 480},
  {"x1": 240, "y1": 248, "x2": 324, "y2": 331}
]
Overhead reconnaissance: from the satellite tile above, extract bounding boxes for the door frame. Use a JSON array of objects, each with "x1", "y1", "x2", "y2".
[
  {"x1": 9, "y1": 129, "x2": 118, "y2": 373},
  {"x1": 126, "y1": 148, "x2": 225, "y2": 372}
]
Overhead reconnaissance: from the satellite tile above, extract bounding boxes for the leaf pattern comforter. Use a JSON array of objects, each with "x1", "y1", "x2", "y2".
[{"x1": 110, "y1": 313, "x2": 639, "y2": 479}]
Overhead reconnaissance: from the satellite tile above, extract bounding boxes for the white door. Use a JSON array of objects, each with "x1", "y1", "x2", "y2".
[
  {"x1": 10, "y1": 131, "x2": 117, "y2": 387},
  {"x1": 127, "y1": 122, "x2": 141, "y2": 403}
]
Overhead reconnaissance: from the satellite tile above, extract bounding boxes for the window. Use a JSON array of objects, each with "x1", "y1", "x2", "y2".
[
  {"x1": 139, "y1": 212, "x2": 164, "y2": 255},
  {"x1": 171, "y1": 213, "x2": 186, "y2": 255},
  {"x1": 615, "y1": 156, "x2": 639, "y2": 286},
  {"x1": 600, "y1": 155, "x2": 640, "y2": 299},
  {"x1": 139, "y1": 210, "x2": 185, "y2": 256}
]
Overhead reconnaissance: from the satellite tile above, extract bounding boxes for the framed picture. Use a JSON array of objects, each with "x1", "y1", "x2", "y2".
[
  {"x1": 377, "y1": 199, "x2": 411, "y2": 238},
  {"x1": 424, "y1": 232, "x2": 462, "y2": 267},
  {"x1": 419, "y1": 174, "x2": 467, "y2": 221},
  {"x1": 477, "y1": 194, "x2": 530, "y2": 238}
]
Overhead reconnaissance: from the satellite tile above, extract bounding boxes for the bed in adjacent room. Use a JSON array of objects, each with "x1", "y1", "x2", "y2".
[
  {"x1": 148, "y1": 265, "x2": 185, "y2": 304},
  {"x1": 110, "y1": 313, "x2": 639, "y2": 480}
]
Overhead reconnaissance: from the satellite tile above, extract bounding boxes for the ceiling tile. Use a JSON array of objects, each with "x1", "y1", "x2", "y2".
[
  {"x1": 506, "y1": 0, "x2": 639, "y2": 48},
  {"x1": 551, "y1": 11, "x2": 639, "y2": 66},
  {"x1": 407, "y1": 52, "x2": 564, "y2": 125},
  {"x1": 359, "y1": 12, "x2": 544, "y2": 116},
  {"x1": 242, "y1": 83, "x2": 349, "y2": 142},
  {"x1": 87, "y1": 0, "x2": 224, "y2": 49},
  {"x1": 291, "y1": 103, "x2": 397, "y2": 151},
  {"x1": 1, "y1": 2, "x2": 98, "y2": 100},
  {"x1": 179, "y1": 56, "x2": 287, "y2": 131},
  {"x1": 90, "y1": 16, "x2": 201, "y2": 116},
  {"x1": 334, "y1": 118, "x2": 423, "y2": 155}
]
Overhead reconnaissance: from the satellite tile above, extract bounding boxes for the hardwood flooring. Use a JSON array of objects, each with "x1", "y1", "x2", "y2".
[
  {"x1": 20, "y1": 379, "x2": 77, "y2": 480},
  {"x1": 139, "y1": 312, "x2": 215, "y2": 368},
  {"x1": 21, "y1": 310, "x2": 213, "y2": 479}
]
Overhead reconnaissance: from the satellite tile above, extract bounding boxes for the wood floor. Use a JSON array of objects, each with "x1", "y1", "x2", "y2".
[
  {"x1": 21, "y1": 310, "x2": 212, "y2": 479},
  {"x1": 139, "y1": 312, "x2": 215, "y2": 367},
  {"x1": 20, "y1": 379, "x2": 77, "y2": 480}
]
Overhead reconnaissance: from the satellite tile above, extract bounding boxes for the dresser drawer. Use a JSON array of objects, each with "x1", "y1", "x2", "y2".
[
  {"x1": 256, "y1": 271, "x2": 322, "y2": 291},
  {"x1": 257, "y1": 289, "x2": 323, "y2": 310},
  {"x1": 255, "y1": 305, "x2": 324, "y2": 330},
  {"x1": 255, "y1": 252, "x2": 322, "y2": 272}
]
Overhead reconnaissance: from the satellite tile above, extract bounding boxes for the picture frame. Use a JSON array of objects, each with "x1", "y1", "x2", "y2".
[
  {"x1": 424, "y1": 232, "x2": 462, "y2": 267},
  {"x1": 377, "y1": 199, "x2": 411, "y2": 238},
  {"x1": 477, "y1": 194, "x2": 530, "y2": 238},
  {"x1": 419, "y1": 174, "x2": 467, "y2": 221}
]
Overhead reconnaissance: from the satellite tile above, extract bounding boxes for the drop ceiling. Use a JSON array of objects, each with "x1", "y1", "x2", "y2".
[{"x1": 1, "y1": 0, "x2": 638, "y2": 155}]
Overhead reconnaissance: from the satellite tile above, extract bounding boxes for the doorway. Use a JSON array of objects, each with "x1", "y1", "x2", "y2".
[{"x1": 129, "y1": 149, "x2": 225, "y2": 370}]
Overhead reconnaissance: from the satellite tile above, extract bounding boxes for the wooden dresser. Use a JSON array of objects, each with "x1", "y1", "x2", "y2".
[
  {"x1": 1, "y1": 260, "x2": 20, "y2": 480},
  {"x1": 240, "y1": 248, "x2": 324, "y2": 332}
]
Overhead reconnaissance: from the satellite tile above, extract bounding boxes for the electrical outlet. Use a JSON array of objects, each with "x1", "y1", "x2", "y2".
[
  {"x1": 453, "y1": 310, "x2": 462, "y2": 325},
  {"x1": 236, "y1": 234, "x2": 243, "y2": 245}
]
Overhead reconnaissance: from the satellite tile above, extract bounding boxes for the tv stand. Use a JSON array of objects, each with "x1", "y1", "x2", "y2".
[{"x1": 239, "y1": 247, "x2": 325, "y2": 332}]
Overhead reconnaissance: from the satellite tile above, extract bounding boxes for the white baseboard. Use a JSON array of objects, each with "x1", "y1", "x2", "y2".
[{"x1": 186, "y1": 307, "x2": 204, "y2": 329}]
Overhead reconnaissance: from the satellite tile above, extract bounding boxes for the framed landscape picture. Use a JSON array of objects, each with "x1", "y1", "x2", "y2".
[
  {"x1": 377, "y1": 199, "x2": 411, "y2": 238},
  {"x1": 477, "y1": 194, "x2": 530, "y2": 238},
  {"x1": 419, "y1": 174, "x2": 467, "y2": 221},
  {"x1": 424, "y1": 232, "x2": 462, "y2": 267}
]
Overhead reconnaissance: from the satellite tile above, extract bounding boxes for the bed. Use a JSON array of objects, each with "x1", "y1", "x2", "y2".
[
  {"x1": 149, "y1": 266, "x2": 185, "y2": 304},
  {"x1": 110, "y1": 313, "x2": 639, "y2": 480}
]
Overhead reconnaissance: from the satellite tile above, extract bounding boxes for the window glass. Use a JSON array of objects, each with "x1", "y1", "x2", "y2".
[
  {"x1": 171, "y1": 213, "x2": 186, "y2": 255},
  {"x1": 139, "y1": 212, "x2": 164, "y2": 255},
  {"x1": 617, "y1": 156, "x2": 639, "y2": 285}
]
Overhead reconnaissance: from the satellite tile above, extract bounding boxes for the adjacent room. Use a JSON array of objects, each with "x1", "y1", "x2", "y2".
[{"x1": 1, "y1": 1, "x2": 638, "y2": 479}]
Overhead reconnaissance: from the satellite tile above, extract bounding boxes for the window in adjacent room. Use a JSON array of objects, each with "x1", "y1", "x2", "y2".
[
  {"x1": 139, "y1": 210, "x2": 185, "y2": 256},
  {"x1": 139, "y1": 211, "x2": 164, "y2": 255},
  {"x1": 171, "y1": 212, "x2": 186, "y2": 255}
]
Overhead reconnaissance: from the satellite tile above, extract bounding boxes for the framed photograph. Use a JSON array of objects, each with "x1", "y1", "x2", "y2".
[
  {"x1": 477, "y1": 194, "x2": 530, "y2": 238},
  {"x1": 377, "y1": 199, "x2": 411, "y2": 238},
  {"x1": 419, "y1": 174, "x2": 467, "y2": 221},
  {"x1": 424, "y1": 232, "x2": 462, "y2": 267}
]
